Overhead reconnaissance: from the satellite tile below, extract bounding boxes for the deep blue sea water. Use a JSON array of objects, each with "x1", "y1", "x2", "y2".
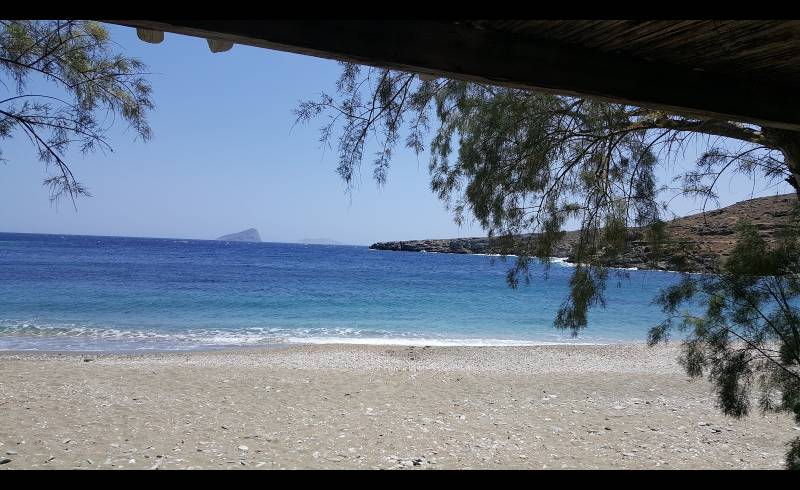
[{"x1": 0, "y1": 232, "x2": 685, "y2": 351}]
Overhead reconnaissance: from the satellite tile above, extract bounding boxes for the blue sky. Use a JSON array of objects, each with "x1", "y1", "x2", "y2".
[{"x1": 0, "y1": 24, "x2": 792, "y2": 245}]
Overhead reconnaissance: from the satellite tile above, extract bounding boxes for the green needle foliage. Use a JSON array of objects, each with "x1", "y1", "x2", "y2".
[
  {"x1": 650, "y1": 218, "x2": 800, "y2": 468},
  {"x1": 298, "y1": 63, "x2": 800, "y2": 467},
  {"x1": 0, "y1": 20, "x2": 153, "y2": 204}
]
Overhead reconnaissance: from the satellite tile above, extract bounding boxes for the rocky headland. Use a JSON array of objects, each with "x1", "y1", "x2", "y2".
[{"x1": 370, "y1": 194, "x2": 798, "y2": 272}]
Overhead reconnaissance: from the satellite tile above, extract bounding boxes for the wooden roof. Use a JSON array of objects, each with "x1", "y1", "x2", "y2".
[
  {"x1": 106, "y1": 20, "x2": 800, "y2": 131},
  {"x1": 466, "y1": 20, "x2": 800, "y2": 86}
]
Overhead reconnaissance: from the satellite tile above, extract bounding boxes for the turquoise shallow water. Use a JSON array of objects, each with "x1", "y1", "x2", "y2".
[{"x1": 0, "y1": 232, "x2": 684, "y2": 351}]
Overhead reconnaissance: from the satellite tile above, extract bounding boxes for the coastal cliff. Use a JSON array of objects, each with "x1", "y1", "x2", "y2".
[{"x1": 370, "y1": 194, "x2": 798, "y2": 272}]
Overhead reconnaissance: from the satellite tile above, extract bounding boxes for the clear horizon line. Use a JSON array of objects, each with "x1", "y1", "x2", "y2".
[{"x1": 0, "y1": 230, "x2": 371, "y2": 247}]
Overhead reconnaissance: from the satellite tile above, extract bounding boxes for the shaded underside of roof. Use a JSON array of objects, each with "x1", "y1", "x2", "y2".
[
  {"x1": 106, "y1": 20, "x2": 800, "y2": 131},
  {"x1": 466, "y1": 20, "x2": 800, "y2": 86}
]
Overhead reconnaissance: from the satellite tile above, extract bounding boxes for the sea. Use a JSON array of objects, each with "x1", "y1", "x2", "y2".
[{"x1": 0, "y1": 232, "x2": 686, "y2": 352}]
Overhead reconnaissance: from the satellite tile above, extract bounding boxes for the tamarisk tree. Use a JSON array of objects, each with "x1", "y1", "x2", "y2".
[
  {"x1": 297, "y1": 63, "x2": 800, "y2": 468},
  {"x1": 0, "y1": 20, "x2": 153, "y2": 203}
]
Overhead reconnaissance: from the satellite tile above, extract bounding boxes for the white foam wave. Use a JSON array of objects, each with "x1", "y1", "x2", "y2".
[{"x1": 0, "y1": 321, "x2": 611, "y2": 350}]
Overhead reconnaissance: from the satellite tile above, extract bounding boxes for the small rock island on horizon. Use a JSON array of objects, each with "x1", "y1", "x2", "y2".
[{"x1": 216, "y1": 228, "x2": 262, "y2": 243}]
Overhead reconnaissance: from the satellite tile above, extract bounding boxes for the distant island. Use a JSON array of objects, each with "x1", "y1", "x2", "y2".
[
  {"x1": 370, "y1": 194, "x2": 798, "y2": 273},
  {"x1": 216, "y1": 228, "x2": 262, "y2": 243},
  {"x1": 297, "y1": 238, "x2": 344, "y2": 245}
]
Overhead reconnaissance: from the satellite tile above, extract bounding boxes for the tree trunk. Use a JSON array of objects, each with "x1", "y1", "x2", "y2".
[
  {"x1": 787, "y1": 154, "x2": 800, "y2": 200},
  {"x1": 770, "y1": 129, "x2": 800, "y2": 200}
]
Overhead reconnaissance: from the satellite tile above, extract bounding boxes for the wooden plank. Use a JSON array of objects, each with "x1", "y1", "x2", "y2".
[{"x1": 104, "y1": 19, "x2": 800, "y2": 131}]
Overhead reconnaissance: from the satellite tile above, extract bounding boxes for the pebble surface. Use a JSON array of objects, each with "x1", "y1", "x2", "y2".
[{"x1": 0, "y1": 343, "x2": 795, "y2": 469}]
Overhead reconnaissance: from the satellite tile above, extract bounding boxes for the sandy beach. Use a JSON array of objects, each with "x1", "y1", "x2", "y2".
[{"x1": 0, "y1": 343, "x2": 796, "y2": 469}]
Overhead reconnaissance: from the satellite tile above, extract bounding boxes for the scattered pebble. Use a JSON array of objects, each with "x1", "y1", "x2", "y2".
[{"x1": 0, "y1": 344, "x2": 793, "y2": 470}]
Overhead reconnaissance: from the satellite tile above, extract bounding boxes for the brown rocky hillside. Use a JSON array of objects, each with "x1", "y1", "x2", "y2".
[{"x1": 369, "y1": 194, "x2": 798, "y2": 272}]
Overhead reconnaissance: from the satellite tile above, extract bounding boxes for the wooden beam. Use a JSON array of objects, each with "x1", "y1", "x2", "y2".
[{"x1": 106, "y1": 20, "x2": 800, "y2": 131}]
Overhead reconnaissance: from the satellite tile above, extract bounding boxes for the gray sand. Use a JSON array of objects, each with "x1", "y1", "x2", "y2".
[{"x1": 0, "y1": 343, "x2": 797, "y2": 469}]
